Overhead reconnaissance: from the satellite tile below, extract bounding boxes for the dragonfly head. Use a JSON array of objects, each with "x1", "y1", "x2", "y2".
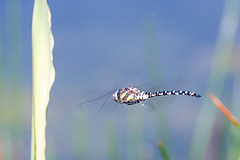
[{"x1": 112, "y1": 89, "x2": 120, "y2": 102}]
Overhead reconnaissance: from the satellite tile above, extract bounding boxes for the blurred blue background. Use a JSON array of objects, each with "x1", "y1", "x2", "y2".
[{"x1": 1, "y1": 0, "x2": 240, "y2": 160}]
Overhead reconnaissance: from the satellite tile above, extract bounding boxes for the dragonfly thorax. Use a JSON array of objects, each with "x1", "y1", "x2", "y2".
[{"x1": 112, "y1": 86, "x2": 146, "y2": 105}]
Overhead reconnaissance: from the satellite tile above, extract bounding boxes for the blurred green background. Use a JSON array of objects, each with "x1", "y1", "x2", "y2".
[{"x1": 1, "y1": 0, "x2": 240, "y2": 159}]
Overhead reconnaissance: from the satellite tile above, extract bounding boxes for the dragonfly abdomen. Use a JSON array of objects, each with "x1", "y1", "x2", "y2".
[{"x1": 147, "y1": 90, "x2": 201, "y2": 99}]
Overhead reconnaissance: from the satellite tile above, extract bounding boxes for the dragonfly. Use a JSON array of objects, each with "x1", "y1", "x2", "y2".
[
  {"x1": 78, "y1": 86, "x2": 201, "y2": 107},
  {"x1": 112, "y1": 86, "x2": 201, "y2": 105}
]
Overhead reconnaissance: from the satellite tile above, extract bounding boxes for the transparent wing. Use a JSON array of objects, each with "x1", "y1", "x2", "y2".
[{"x1": 76, "y1": 89, "x2": 115, "y2": 107}]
